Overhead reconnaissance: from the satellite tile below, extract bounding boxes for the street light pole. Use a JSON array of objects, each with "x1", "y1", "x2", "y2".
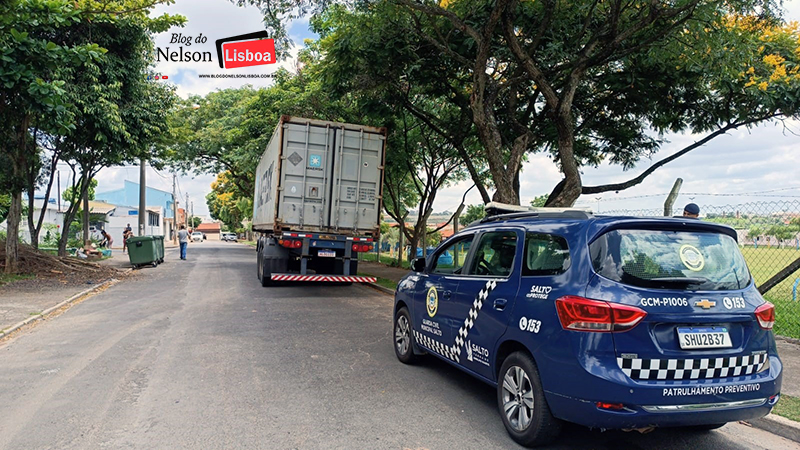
[
  {"x1": 172, "y1": 173, "x2": 178, "y2": 244},
  {"x1": 138, "y1": 158, "x2": 146, "y2": 236}
]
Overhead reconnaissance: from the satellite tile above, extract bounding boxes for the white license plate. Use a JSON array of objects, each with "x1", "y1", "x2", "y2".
[
  {"x1": 318, "y1": 250, "x2": 335, "y2": 257},
  {"x1": 677, "y1": 327, "x2": 732, "y2": 350}
]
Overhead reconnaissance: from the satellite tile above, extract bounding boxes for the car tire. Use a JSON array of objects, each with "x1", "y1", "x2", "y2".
[
  {"x1": 497, "y1": 352, "x2": 562, "y2": 447},
  {"x1": 393, "y1": 307, "x2": 417, "y2": 364}
]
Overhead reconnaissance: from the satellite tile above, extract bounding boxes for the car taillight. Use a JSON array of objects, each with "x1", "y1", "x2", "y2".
[
  {"x1": 351, "y1": 244, "x2": 372, "y2": 252},
  {"x1": 755, "y1": 302, "x2": 775, "y2": 330},
  {"x1": 555, "y1": 296, "x2": 647, "y2": 332}
]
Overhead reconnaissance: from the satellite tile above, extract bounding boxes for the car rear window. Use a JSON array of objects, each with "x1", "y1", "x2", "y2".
[{"x1": 589, "y1": 229, "x2": 751, "y2": 291}]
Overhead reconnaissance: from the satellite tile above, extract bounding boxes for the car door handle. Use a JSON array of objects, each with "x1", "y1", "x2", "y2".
[
  {"x1": 442, "y1": 290, "x2": 452, "y2": 299},
  {"x1": 493, "y1": 298, "x2": 508, "y2": 311}
]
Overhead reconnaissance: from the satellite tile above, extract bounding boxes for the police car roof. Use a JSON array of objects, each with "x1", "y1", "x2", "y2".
[{"x1": 469, "y1": 211, "x2": 738, "y2": 242}]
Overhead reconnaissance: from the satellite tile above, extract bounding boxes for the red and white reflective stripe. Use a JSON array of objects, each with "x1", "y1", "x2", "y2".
[
  {"x1": 346, "y1": 237, "x2": 374, "y2": 242},
  {"x1": 284, "y1": 233, "x2": 309, "y2": 238},
  {"x1": 270, "y1": 274, "x2": 377, "y2": 283}
]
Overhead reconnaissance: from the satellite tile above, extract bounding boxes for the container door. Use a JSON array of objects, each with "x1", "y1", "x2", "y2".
[
  {"x1": 278, "y1": 122, "x2": 335, "y2": 229},
  {"x1": 329, "y1": 128, "x2": 384, "y2": 232}
]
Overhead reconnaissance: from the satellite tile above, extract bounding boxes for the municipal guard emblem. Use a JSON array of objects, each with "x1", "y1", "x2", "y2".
[
  {"x1": 426, "y1": 286, "x2": 438, "y2": 317},
  {"x1": 679, "y1": 244, "x2": 705, "y2": 272}
]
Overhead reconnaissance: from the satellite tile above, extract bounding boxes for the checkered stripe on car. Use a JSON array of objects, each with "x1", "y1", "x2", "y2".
[
  {"x1": 452, "y1": 280, "x2": 498, "y2": 360},
  {"x1": 617, "y1": 353, "x2": 768, "y2": 380},
  {"x1": 413, "y1": 331, "x2": 458, "y2": 362}
]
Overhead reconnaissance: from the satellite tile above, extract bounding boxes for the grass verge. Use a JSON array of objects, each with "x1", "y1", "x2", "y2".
[
  {"x1": 773, "y1": 394, "x2": 800, "y2": 422},
  {"x1": 0, "y1": 273, "x2": 33, "y2": 286},
  {"x1": 359, "y1": 252, "x2": 410, "y2": 269},
  {"x1": 358, "y1": 272, "x2": 397, "y2": 291}
]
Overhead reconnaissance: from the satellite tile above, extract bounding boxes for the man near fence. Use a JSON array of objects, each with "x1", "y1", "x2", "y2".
[{"x1": 683, "y1": 203, "x2": 700, "y2": 218}]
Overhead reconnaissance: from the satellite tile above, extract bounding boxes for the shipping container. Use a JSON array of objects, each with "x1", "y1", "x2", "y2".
[
  {"x1": 252, "y1": 116, "x2": 386, "y2": 237},
  {"x1": 253, "y1": 116, "x2": 385, "y2": 285}
]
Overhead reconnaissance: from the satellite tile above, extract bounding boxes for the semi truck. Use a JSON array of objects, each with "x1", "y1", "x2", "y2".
[{"x1": 253, "y1": 116, "x2": 386, "y2": 286}]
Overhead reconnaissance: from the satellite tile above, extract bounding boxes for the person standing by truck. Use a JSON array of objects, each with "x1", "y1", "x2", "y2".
[{"x1": 177, "y1": 224, "x2": 189, "y2": 260}]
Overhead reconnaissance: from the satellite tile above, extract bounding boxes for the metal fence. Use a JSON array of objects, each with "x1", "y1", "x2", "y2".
[{"x1": 605, "y1": 201, "x2": 800, "y2": 339}]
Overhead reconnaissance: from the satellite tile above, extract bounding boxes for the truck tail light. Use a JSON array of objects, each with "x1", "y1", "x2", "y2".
[
  {"x1": 351, "y1": 244, "x2": 372, "y2": 252},
  {"x1": 555, "y1": 296, "x2": 647, "y2": 332},
  {"x1": 279, "y1": 239, "x2": 302, "y2": 249},
  {"x1": 755, "y1": 302, "x2": 775, "y2": 330}
]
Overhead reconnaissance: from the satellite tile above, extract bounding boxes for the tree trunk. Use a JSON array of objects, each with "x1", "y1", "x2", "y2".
[
  {"x1": 82, "y1": 187, "x2": 89, "y2": 244},
  {"x1": 545, "y1": 113, "x2": 582, "y2": 207},
  {"x1": 4, "y1": 190, "x2": 22, "y2": 274},
  {"x1": 27, "y1": 185, "x2": 37, "y2": 249},
  {"x1": 473, "y1": 118, "x2": 519, "y2": 205},
  {"x1": 28, "y1": 154, "x2": 59, "y2": 250},
  {"x1": 58, "y1": 174, "x2": 89, "y2": 257}
]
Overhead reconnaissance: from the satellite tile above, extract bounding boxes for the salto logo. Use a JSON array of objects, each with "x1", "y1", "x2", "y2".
[{"x1": 215, "y1": 31, "x2": 276, "y2": 69}]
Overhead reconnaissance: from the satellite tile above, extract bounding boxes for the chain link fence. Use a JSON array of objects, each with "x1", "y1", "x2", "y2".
[{"x1": 605, "y1": 201, "x2": 800, "y2": 339}]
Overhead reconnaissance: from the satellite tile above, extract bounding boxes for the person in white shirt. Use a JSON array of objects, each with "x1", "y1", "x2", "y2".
[{"x1": 177, "y1": 224, "x2": 190, "y2": 260}]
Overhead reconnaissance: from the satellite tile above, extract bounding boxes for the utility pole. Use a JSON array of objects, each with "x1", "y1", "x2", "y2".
[
  {"x1": 185, "y1": 193, "x2": 189, "y2": 229},
  {"x1": 138, "y1": 159, "x2": 146, "y2": 236},
  {"x1": 172, "y1": 173, "x2": 178, "y2": 244}
]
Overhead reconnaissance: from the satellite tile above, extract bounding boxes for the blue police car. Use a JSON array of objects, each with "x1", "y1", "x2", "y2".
[{"x1": 392, "y1": 209, "x2": 781, "y2": 447}]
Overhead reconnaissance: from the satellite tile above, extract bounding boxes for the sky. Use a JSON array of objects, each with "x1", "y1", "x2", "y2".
[{"x1": 89, "y1": 0, "x2": 800, "y2": 218}]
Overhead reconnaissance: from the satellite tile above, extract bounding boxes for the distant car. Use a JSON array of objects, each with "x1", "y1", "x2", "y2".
[
  {"x1": 222, "y1": 232, "x2": 238, "y2": 242},
  {"x1": 191, "y1": 231, "x2": 203, "y2": 242}
]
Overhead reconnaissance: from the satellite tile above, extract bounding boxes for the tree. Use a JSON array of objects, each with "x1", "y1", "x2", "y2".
[
  {"x1": 206, "y1": 171, "x2": 250, "y2": 232},
  {"x1": 52, "y1": 7, "x2": 182, "y2": 256},
  {"x1": 62, "y1": 178, "x2": 97, "y2": 204},
  {"x1": 263, "y1": 1, "x2": 800, "y2": 208},
  {"x1": 530, "y1": 195, "x2": 549, "y2": 208},
  {"x1": 380, "y1": 109, "x2": 468, "y2": 262},
  {"x1": 460, "y1": 204, "x2": 485, "y2": 227},
  {"x1": 0, "y1": 0, "x2": 105, "y2": 272},
  {"x1": 191, "y1": 217, "x2": 202, "y2": 228}
]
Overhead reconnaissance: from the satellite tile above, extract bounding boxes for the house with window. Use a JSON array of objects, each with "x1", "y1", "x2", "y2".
[{"x1": 95, "y1": 181, "x2": 175, "y2": 239}]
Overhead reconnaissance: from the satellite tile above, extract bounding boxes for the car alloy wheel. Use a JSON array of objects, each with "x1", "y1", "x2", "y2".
[
  {"x1": 502, "y1": 365, "x2": 534, "y2": 431},
  {"x1": 395, "y1": 314, "x2": 411, "y2": 356},
  {"x1": 497, "y1": 352, "x2": 561, "y2": 447},
  {"x1": 393, "y1": 307, "x2": 417, "y2": 364}
]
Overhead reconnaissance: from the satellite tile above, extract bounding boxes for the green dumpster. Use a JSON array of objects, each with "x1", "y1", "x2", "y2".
[
  {"x1": 127, "y1": 235, "x2": 159, "y2": 269},
  {"x1": 153, "y1": 235, "x2": 165, "y2": 263}
]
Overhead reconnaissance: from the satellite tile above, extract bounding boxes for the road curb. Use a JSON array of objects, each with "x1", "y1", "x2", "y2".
[
  {"x1": 365, "y1": 281, "x2": 395, "y2": 296},
  {"x1": 0, "y1": 278, "x2": 119, "y2": 339},
  {"x1": 750, "y1": 414, "x2": 800, "y2": 443}
]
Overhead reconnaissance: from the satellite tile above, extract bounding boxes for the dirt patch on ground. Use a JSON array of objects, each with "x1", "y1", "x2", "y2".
[
  {"x1": 0, "y1": 242, "x2": 131, "y2": 331},
  {"x1": 0, "y1": 241, "x2": 124, "y2": 287}
]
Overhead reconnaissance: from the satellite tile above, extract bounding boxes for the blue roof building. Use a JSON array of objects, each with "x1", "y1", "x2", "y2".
[{"x1": 95, "y1": 180, "x2": 175, "y2": 219}]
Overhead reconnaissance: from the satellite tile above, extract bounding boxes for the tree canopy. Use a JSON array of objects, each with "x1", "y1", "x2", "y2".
[{"x1": 246, "y1": 0, "x2": 800, "y2": 208}]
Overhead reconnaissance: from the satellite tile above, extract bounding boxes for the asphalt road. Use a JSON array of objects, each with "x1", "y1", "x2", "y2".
[{"x1": 0, "y1": 241, "x2": 796, "y2": 449}]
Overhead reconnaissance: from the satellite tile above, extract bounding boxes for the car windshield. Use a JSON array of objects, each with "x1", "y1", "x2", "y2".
[{"x1": 589, "y1": 229, "x2": 751, "y2": 291}]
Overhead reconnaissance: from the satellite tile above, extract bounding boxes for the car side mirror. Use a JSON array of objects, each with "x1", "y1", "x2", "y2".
[{"x1": 411, "y1": 257, "x2": 426, "y2": 273}]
